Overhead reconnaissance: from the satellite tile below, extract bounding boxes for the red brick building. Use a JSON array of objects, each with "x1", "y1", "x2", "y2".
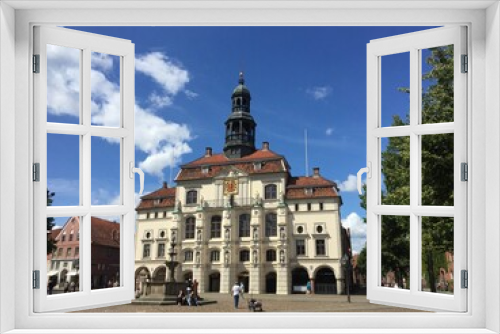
[{"x1": 48, "y1": 216, "x2": 120, "y2": 291}]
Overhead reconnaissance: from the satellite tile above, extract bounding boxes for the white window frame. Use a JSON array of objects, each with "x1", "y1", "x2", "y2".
[
  {"x1": 1, "y1": 2, "x2": 498, "y2": 333},
  {"x1": 366, "y1": 26, "x2": 467, "y2": 312}
]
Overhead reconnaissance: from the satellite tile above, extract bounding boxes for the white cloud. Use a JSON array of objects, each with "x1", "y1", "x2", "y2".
[
  {"x1": 47, "y1": 178, "x2": 79, "y2": 195},
  {"x1": 91, "y1": 52, "x2": 114, "y2": 71},
  {"x1": 46, "y1": 46, "x2": 194, "y2": 178},
  {"x1": 135, "y1": 52, "x2": 189, "y2": 96},
  {"x1": 184, "y1": 90, "x2": 199, "y2": 99},
  {"x1": 46, "y1": 45, "x2": 81, "y2": 117},
  {"x1": 148, "y1": 92, "x2": 173, "y2": 108},
  {"x1": 342, "y1": 212, "x2": 367, "y2": 254},
  {"x1": 306, "y1": 86, "x2": 332, "y2": 100},
  {"x1": 336, "y1": 174, "x2": 358, "y2": 192},
  {"x1": 325, "y1": 127, "x2": 334, "y2": 136}
]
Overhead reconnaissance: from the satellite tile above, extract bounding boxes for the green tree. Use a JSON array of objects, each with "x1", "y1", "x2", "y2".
[
  {"x1": 359, "y1": 46, "x2": 455, "y2": 292},
  {"x1": 47, "y1": 189, "x2": 57, "y2": 254}
]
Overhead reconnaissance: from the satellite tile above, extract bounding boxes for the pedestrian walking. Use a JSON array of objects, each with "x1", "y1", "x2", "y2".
[
  {"x1": 306, "y1": 280, "x2": 311, "y2": 294},
  {"x1": 231, "y1": 281, "x2": 242, "y2": 309}
]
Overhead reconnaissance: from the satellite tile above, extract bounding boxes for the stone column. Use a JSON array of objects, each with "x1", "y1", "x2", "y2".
[
  {"x1": 276, "y1": 263, "x2": 289, "y2": 294},
  {"x1": 310, "y1": 278, "x2": 315, "y2": 294},
  {"x1": 336, "y1": 262, "x2": 343, "y2": 295},
  {"x1": 219, "y1": 248, "x2": 232, "y2": 294},
  {"x1": 249, "y1": 247, "x2": 261, "y2": 294}
]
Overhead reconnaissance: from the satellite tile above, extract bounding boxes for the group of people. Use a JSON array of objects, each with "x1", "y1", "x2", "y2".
[
  {"x1": 47, "y1": 279, "x2": 78, "y2": 295},
  {"x1": 176, "y1": 279, "x2": 201, "y2": 306}
]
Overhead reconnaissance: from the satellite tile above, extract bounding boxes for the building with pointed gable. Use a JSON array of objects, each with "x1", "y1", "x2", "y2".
[{"x1": 135, "y1": 73, "x2": 349, "y2": 295}]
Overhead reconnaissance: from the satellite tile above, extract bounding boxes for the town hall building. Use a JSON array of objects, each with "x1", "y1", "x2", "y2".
[{"x1": 134, "y1": 73, "x2": 350, "y2": 295}]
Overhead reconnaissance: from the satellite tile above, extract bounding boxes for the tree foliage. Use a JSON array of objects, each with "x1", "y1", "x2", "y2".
[
  {"x1": 359, "y1": 46, "x2": 455, "y2": 292},
  {"x1": 47, "y1": 189, "x2": 57, "y2": 255}
]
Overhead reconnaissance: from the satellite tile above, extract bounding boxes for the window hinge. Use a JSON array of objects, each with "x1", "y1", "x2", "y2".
[
  {"x1": 461, "y1": 54, "x2": 468, "y2": 73},
  {"x1": 461, "y1": 162, "x2": 468, "y2": 181},
  {"x1": 33, "y1": 163, "x2": 40, "y2": 182},
  {"x1": 461, "y1": 270, "x2": 468, "y2": 289},
  {"x1": 33, "y1": 270, "x2": 40, "y2": 289},
  {"x1": 33, "y1": 54, "x2": 40, "y2": 73}
]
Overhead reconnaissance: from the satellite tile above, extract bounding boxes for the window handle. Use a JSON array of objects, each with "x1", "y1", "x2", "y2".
[
  {"x1": 130, "y1": 162, "x2": 144, "y2": 195},
  {"x1": 357, "y1": 162, "x2": 371, "y2": 195}
]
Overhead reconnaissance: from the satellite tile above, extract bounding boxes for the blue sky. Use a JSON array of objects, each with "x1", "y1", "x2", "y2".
[{"x1": 47, "y1": 26, "x2": 437, "y2": 252}]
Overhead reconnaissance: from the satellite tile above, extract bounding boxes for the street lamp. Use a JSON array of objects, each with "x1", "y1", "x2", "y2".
[{"x1": 341, "y1": 253, "x2": 351, "y2": 303}]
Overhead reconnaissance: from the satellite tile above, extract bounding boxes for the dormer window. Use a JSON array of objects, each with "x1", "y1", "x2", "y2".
[
  {"x1": 304, "y1": 188, "x2": 313, "y2": 196},
  {"x1": 254, "y1": 162, "x2": 262, "y2": 171},
  {"x1": 201, "y1": 165, "x2": 210, "y2": 174},
  {"x1": 154, "y1": 199, "x2": 160, "y2": 206}
]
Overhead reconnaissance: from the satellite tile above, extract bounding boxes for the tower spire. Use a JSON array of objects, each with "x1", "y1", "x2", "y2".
[
  {"x1": 239, "y1": 71, "x2": 245, "y2": 85},
  {"x1": 223, "y1": 72, "x2": 256, "y2": 158}
]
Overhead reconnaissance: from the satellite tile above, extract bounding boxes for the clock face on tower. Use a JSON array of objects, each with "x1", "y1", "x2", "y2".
[{"x1": 223, "y1": 179, "x2": 239, "y2": 195}]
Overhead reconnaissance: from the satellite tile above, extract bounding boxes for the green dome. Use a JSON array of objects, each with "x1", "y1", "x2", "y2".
[{"x1": 232, "y1": 84, "x2": 251, "y2": 97}]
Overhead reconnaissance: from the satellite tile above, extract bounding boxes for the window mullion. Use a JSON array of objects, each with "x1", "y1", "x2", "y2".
[
  {"x1": 409, "y1": 48, "x2": 420, "y2": 294},
  {"x1": 82, "y1": 47, "x2": 92, "y2": 294}
]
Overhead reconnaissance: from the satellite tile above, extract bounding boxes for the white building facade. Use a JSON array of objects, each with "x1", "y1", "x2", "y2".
[{"x1": 135, "y1": 74, "x2": 349, "y2": 295}]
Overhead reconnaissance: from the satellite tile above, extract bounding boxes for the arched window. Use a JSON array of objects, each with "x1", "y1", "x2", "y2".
[
  {"x1": 239, "y1": 214, "x2": 251, "y2": 238},
  {"x1": 184, "y1": 250, "x2": 193, "y2": 262},
  {"x1": 210, "y1": 215, "x2": 222, "y2": 239},
  {"x1": 240, "y1": 249, "x2": 250, "y2": 262},
  {"x1": 185, "y1": 217, "x2": 195, "y2": 239},
  {"x1": 265, "y1": 213, "x2": 277, "y2": 237},
  {"x1": 264, "y1": 184, "x2": 277, "y2": 200},
  {"x1": 210, "y1": 250, "x2": 220, "y2": 262},
  {"x1": 186, "y1": 190, "x2": 197, "y2": 204},
  {"x1": 266, "y1": 249, "x2": 277, "y2": 262}
]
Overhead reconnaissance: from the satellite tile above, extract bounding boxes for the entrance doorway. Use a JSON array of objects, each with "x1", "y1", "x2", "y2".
[
  {"x1": 315, "y1": 267, "x2": 337, "y2": 294},
  {"x1": 265, "y1": 272, "x2": 277, "y2": 293},
  {"x1": 208, "y1": 272, "x2": 220, "y2": 292},
  {"x1": 291, "y1": 267, "x2": 309, "y2": 294}
]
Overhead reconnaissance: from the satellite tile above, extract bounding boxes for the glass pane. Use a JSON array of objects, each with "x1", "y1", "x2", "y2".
[
  {"x1": 91, "y1": 52, "x2": 121, "y2": 127},
  {"x1": 421, "y1": 133, "x2": 454, "y2": 206},
  {"x1": 47, "y1": 44, "x2": 81, "y2": 124},
  {"x1": 91, "y1": 215, "x2": 121, "y2": 290},
  {"x1": 421, "y1": 217, "x2": 454, "y2": 294},
  {"x1": 421, "y1": 46, "x2": 454, "y2": 124},
  {"x1": 47, "y1": 134, "x2": 80, "y2": 206},
  {"x1": 381, "y1": 137, "x2": 410, "y2": 205},
  {"x1": 91, "y1": 136, "x2": 121, "y2": 205},
  {"x1": 381, "y1": 215, "x2": 410, "y2": 290},
  {"x1": 47, "y1": 216, "x2": 81, "y2": 295},
  {"x1": 381, "y1": 52, "x2": 410, "y2": 128}
]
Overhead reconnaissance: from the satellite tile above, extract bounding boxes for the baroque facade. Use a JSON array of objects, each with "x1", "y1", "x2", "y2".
[{"x1": 135, "y1": 73, "x2": 349, "y2": 295}]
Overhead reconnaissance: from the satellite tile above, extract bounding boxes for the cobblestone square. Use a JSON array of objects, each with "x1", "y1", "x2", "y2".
[{"x1": 75, "y1": 293, "x2": 425, "y2": 313}]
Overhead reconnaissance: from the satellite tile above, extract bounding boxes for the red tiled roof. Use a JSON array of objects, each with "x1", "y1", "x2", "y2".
[
  {"x1": 285, "y1": 175, "x2": 339, "y2": 199},
  {"x1": 182, "y1": 149, "x2": 283, "y2": 167},
  {"x1": 91, "y1": 217, "x2": 120, "y2": 248},
  {"x1": 177, "y1": 151, "x2": 287, "y2": 181},
  {"x1": 50, "y1": 228, "x2": 62, "y2": 240},
  {"x1": 136, "y1": 183, "x2": 176, "y2": 211},
  {"x1": 286, "y1": 187, "x2": 338, "y2": 199},
  {"x1": 287, "y1": 176, "x2": 337, "y2": 188}
]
